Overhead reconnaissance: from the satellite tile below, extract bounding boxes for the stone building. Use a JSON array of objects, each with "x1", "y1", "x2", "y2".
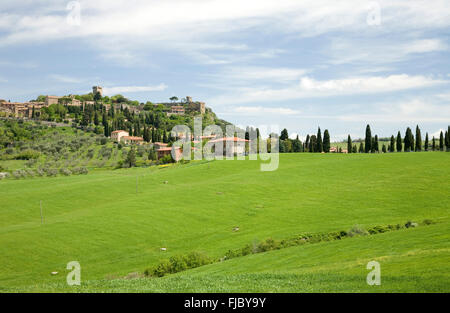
[
  {"x1": 121, "y1": 136, "x2": 144, "y2": 145},
  {"x1": 186, "y1": 96, "x2": 205, "y2": 114},
  {"x1": 168, "y1": 105, "x2": 185, "y2": 116},
  {"x1": 111, "y1": 130, "x2": 129, "y2": 142},
  {"x1": 45, "y1": 96, "x2": 60, "y2": 106},
  {"x1": 93, "y1": 86, "x2": 103, "y2": 97}
]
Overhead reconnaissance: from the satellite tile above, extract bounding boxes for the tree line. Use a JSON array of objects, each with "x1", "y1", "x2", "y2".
[{"x1": 275, "y1": 124, "x2": 450, "y2": 153}]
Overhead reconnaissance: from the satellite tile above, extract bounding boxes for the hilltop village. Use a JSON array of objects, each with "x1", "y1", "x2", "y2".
[
  {"x1": 0, "y1": 86, "x2": 205, "y2": 119},
  {"x1": 0, "y1": 86, "x2": 235, "y2": 162}
]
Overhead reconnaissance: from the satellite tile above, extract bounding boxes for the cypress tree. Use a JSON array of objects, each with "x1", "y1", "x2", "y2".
[
  {"x1": 102, "y1": 112, "x2": 108, "y2": 128},
  {"x1": 305, "y1": 135, "x2": 310, "y2": 152},
  {"x1": 382, "y1": 144, "x2": 387, "y2": 153},
  {"x1": 359, "y1": 142, "x2": 364, "y2": 153},
  {"x1": 323, "y1": 130, "x2": 330, "y2": 153},
  {"x1": 104, "y1": 122, "x2": 109, "y2": 137},
  {"x1": 445, "y1": 130, "x2": 449, "y2": 151},
  {"x1": 390, "y1": 135, "x2": 395, "y2": 152},
  {"x1": 404, "y1": 127, "x2": 413, "y2": 152},
  {"x1": 447, "y1": 126, "x2": 450, "y2": 150},
  {"x1": 309, "y1": 135, "x2": 317, "y2": 153},
  {"x1": 439, "y1": 131, "x2": 444, "y2": 151},
  {"x1": 424, "y1": 133, "x2": 429, "y2": 151},
  {"x1": 143, "y1": 125, "x2": 149, "y2": 142},
  {"x1": 432, "y1": 136, "x2": 436, "y2": 151},
  {"x1": 352, "y1": 145, "x2": 357, "y2": 153},
  {"x1": 374, "y1": 135, "x2": 379, "y2": 152},
  {"x1": 316, "y1": 128, "x2": 323, "y2": 153},
  {"x1": 415, "y1": 125, "x2": 422, "y2": 151},
  {"x1": 126, "y1": 147, "x2": 136, "y2": 167},
  {"x1": 365, "y1": 125, "x2": 372, "y2": 153},
  {"x1": 94, "y1": 111, "x2": 99, "y2": 126},
  {"x1": 347, "y1": 135, "x2": 352, "y2": 154},
  {"x1": 280, "y1": 129, "x2": 289, "y2": 141},
  {"x1": 396, "y1": 131, "x2": 402, "y2": 152}
]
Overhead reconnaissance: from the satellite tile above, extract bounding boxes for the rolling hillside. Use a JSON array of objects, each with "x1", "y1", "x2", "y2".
[{"x1": 0, "y1": 152, "x2": 449, "y2": 292}]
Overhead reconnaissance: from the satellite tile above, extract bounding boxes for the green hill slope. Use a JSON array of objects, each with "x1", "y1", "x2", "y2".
[
  {"x1": 0, "y1": 152, "x2": 449, "y2": 292},
  {"x1": 13, "y1": 221, "x2": 449, "y2": 292}
]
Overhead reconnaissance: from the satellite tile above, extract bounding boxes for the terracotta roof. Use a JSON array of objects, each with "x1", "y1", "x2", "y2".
[
  {"x1": 112, "y1": 130, "x2": 128, "y2": 134},
  {"x1": 154, "y1": 142, "x2": 168, "y2": 146},
  {"x1": 157, "y1": 147, "x2": 181, "y2": 152},
  {"x1": 208, "y1": 137, "x2": 249, "y2": 143},
  {"x1": 123, "y1": 136, "x2": 144, "y2": 141}
]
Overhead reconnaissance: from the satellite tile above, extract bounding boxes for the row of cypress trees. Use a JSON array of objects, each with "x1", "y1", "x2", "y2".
[
  {"x1": 279, "y1": 124, "x2": 449, "y2": 154},
  {"x1": 279, "y1": 127, "x2": 331, "y2": 153},
  {"x1": 345, "y1": 125, "x2": 450, "y2": 153}
]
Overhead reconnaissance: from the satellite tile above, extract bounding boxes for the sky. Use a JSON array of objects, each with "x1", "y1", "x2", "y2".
[{"x1": 0, "y1": 0, "x2": 449, "y2": 141}]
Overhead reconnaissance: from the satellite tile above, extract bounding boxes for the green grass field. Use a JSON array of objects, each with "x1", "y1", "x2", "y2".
[{"x1": 0, "y1": 152, "x2": 449, "y2": 292}]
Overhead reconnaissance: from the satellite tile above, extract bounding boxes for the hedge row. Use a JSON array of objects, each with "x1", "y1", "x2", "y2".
[{"x1": 144, "y1": 219, "x2": 435, "y2": 278}]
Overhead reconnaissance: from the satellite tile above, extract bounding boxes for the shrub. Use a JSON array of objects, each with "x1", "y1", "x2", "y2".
[
  {"x1": 368, "y1": 225, "x2": 389, "y2": 234},
  {"x1": 0, "y1": 172, "x2": 10, "y2": 180},
  {"x1": 404, "y1": 221, "x2": 418, "y2": 228},
  {"x1": 5, "y1": 148, "x2": 14, "y2": 155},
  {"x1": 13, "y1": 170, "x2": 26, "y2": 179},
  {"x1": 45, "y1": 168, "x2": 58, "y2": 177},
  {"x1": 36, "y1": 168, "x2": 45, "y2": 177},
  {"x1": 60, "y1": 168, "x2": 72, "y2": 176},
  {"x1": 15, "y1": 149, "x2": 40, "y2": 160},
  {"x1": 241, "y1": 244, "x2": 252, "y2": 256},
  {"x1": 347, "y1": 225, "x2": 368, "y2": 237},
  {"x1": 26, "y1": 169, "x2": 36, "y2": 178},
  {"x1": 25, "y1": 158, "x2": 37, "y2": 167},
  {"x1": 158, "y1": 154, "x2": 174, "y2": 165},
  {"x1": 146, "y1": 251, "x2": 212, "y2": 277},
  {"x1": 256, "y1": 238, "x2": 280, "y2": 252}
]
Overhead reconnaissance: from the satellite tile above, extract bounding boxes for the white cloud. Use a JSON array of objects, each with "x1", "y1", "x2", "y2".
[
  {"x1": 103, "y1": 84, "x2": 168, "y2": 95},
  {"x1": 1, "y1": 0, "x2": 450, "y2": 66},
  {"x1": 328, "y1": 38, "x2": 448, "y2": 66},
  {"x1": 215, "y1": 66, "x2": 308, "y2": 83},
  {"x1": 0, "y1": 60, "x2": 38, "y2": 69},
  {"x1": 298, "y1": 75, "x2": 442, "y2": 93},
  {"x1": 232, "y1": 106, "x2": 301, "y2": 115},
  {"x1": 430, "y1": 129, "x2": 446, "y2": 138},
  {"x1": 211, "y1": 74, "x2": 447, "y2": 105},
  {"x1": 339, "y1": 98, "x2": 450, "y2": 123},
  {"x1": 49, "y1": 74, "x2": 83, "y2": 84}
]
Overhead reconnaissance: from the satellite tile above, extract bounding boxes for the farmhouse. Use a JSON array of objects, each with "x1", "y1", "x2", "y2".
[
  {"x1": 121, "y1": 136, "x2": 144, "y2": 145},
  {"x1": 156, "y1": 146, "x2": 192, "y2": 161},
  {"x1": 161, "y1": 96, "x2": 206, "y2": 115},
  {"x1": 208, "y1": 137, "x2": 249, "y2": 156},
  {"x1": 167, "y1": 105, "x2": 185, "y2": 116},
  {"x1": 111, "y1": 130, "x2": 129, "y2": 142},
  {"x1": 0, "y1": 100, "x2": 46, "y2": 118},
  {"x1": 45, "y1": 96, "x2": 60, "y2": 106},
  {"x1": 154, "y1": 142, "x2": 168, "y2": 150}
]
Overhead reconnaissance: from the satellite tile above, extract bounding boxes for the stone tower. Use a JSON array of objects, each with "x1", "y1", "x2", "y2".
[{"x1": 93, "y1": 86, "x2": 103, "y2": 97}]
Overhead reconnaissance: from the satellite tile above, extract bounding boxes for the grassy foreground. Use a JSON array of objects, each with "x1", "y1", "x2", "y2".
[{"x1": 0, "y1": 152, "x2": 449, "y2": 292}]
